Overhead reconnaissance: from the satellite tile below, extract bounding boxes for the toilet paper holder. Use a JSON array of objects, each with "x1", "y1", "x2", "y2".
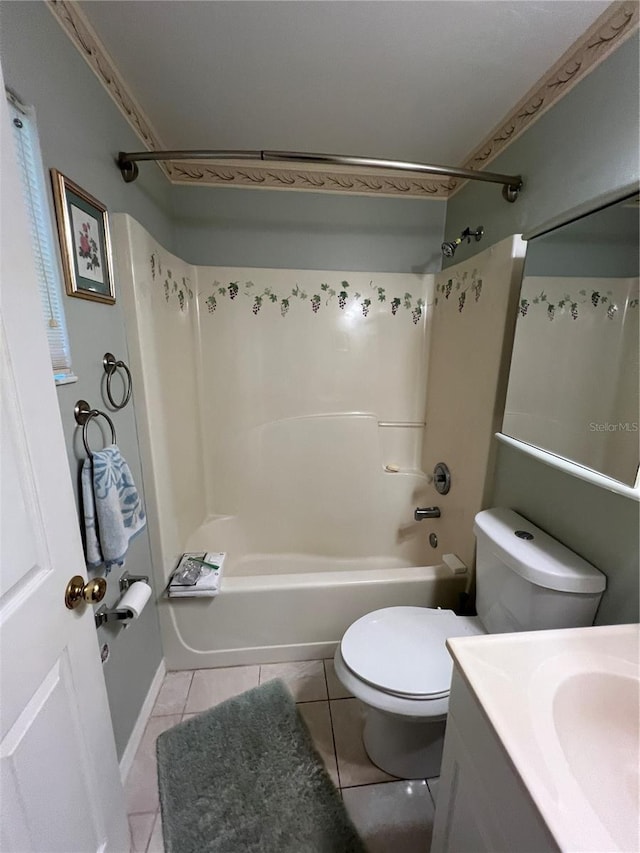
[
  {"x1": 119, "y1": 571, "x2": 149, "y2": 593},
  {"x1": 94, "y1": 603, "x2": 134, "y2": 628},
  {"x1": 94, "y1": 573, "x2": 150, "y2": 628}
]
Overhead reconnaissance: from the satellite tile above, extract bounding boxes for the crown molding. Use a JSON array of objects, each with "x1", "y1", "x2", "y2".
[
  {"x1": 47, "y1": 0, "x2": 174, "y2": 180},
  {"x1": 169, "y1": 160, "x2": 455, "y2": 198},
  {"x1": 455, "y1": 1, "x2": 639, "y2": 194},
  {"x1": 48, "y1": 0, "x2": 638, "y2": 200}
]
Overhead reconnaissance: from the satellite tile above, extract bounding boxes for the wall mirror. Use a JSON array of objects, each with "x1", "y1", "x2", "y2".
[{"x1": 502, "y1": 191, "x2": 639, "y2": 487}]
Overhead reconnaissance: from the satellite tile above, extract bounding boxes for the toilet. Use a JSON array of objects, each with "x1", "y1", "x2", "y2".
[{"x1": 333, "y1": 507, "x2": 606, "y2": 779}]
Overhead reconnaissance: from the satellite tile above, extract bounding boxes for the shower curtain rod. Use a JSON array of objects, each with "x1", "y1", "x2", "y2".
[{"x1": 116, "y1": 149, "x2": 523, "y2": 202}]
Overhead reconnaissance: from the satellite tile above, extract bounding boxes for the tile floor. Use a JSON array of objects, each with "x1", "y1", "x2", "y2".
[{"x1": 127, "y1": 660, "x2": 439, "y2": 852}]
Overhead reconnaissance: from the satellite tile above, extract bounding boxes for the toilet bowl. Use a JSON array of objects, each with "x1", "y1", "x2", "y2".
[
  {"x1": 334, "y1": 607, "x2": 484, "y2": 778},
  {"x1": 335, "y1": 508, "x2": 607, "y2": 779}
]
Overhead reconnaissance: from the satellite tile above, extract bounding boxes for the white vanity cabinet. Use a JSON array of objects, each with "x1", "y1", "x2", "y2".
[
  {"x1": 431, "y1": 669, "x2": 558, "y2": 853},
  {"x1": 432, "y1": 625, "x2": 640, "y2": 853}
]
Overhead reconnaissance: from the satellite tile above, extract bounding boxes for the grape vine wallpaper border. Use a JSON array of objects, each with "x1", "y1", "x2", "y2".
[
  {"x1": 519, "y1": 288, "x2": 639, "y2": 321},
  {"x1": 202, "y1": 278, "x2": 426, "y2": 323},
  {"x1": 149, "y1": 252, "x2": 427, "y2": 323},
  {"x1": 150, "y1": 251, "x2": 638, "y2": 327},
  {"x1": 435, "y1": 270, "x2": 483, "y2": 313}
]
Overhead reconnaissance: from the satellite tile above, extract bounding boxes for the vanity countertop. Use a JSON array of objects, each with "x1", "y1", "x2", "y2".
[{"x1": 447, "y1": 623, "x2": 640, "y2": 853}]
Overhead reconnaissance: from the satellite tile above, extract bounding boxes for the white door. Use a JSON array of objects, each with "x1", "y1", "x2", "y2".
[{"x1": 0, "y1": 61, "x2": 129, "y2": 852}]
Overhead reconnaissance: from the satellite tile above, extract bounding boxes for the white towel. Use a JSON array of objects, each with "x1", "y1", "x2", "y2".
[{"x1": 81, "y1": 444, "x2": 146, "y2": 572}]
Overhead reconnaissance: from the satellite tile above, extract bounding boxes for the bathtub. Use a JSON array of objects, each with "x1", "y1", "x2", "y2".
[
  {"x1": 159, "y1": 539, "x2": 468, "y2": 670},
  {"x1": 114, "y1": 216, "x2": 468, "y2": 671}
]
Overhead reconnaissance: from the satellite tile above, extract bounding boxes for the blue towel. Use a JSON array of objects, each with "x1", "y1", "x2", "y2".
[{"x1": 81, "y1": 444, "x2": 146, "y2": 572}]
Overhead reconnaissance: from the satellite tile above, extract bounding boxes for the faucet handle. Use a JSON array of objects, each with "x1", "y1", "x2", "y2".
[{"x1": 414, "y1": 506, "x2": 441, "y2": 521}]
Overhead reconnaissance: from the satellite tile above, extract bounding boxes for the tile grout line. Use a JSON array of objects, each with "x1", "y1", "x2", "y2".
[
  {"x1": 149, "y1": 671, "x2": 195, "y2": 719},
  {"x1": 323, "y1": 660, "x2": 343, "y2": 789},
  {"x1": 183, "y1": 670, "x2": 196, "y2": 715},
  {"x1": 180, "y1": 670, "x2": 195, "y2": 716},
  {"x1": 328, "y1": 694, "x2": 405, "y2": 789},
  {"x1": 144, "y1": 809, "x2": 160, "y2": 853},
  {"x1": 341, "y1": 778, "x2": 406, "y2": 791},
  {"x1": 292, "y1": 697, "x2": 331, "y2": 705}
]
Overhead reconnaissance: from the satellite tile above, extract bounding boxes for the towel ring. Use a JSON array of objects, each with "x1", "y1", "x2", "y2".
[
  {"x1": 103, "y1": 352, "x2": 132, "y2": 410},
  {"x1": 74, "y1": 400, "x2": 117, "y2": 457}
]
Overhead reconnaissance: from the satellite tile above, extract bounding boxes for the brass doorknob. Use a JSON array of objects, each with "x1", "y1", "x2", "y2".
[{"x1": 65, "y1": 575, "x2": 107, "y2": 609}]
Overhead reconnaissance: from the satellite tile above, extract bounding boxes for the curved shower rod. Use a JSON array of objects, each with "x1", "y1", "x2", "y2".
[{"x1": 116, "y1": 149, "x2": 523, "y2": 202}]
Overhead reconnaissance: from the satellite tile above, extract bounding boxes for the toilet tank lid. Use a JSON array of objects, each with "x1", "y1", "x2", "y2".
[{"x1": 473, "y1": 508, "x2": 606, "y2": 594}]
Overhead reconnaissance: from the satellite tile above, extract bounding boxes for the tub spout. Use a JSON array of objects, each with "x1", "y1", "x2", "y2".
[{"x1": 414, "y1": 506, "x2": 441, "y2": 521}]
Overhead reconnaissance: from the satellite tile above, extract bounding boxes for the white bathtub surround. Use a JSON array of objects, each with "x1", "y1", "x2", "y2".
[
  {"x1": 422, "y1": 236, "x2": 527, "y2": 569},
  {"x1": 112, "y1": 216, "x2": 534, "y2": 673},
  {"x1": 113, "y1": 213, "x2": 476, "y2": 669}
]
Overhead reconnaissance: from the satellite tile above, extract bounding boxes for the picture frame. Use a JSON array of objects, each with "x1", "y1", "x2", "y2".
[{"x1": 50, "y1": 169, "x2": 115, "y2": 304}]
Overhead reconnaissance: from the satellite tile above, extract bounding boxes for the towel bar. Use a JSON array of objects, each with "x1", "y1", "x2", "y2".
[
  {"x1": 103, "y1": 352, "x2": 132, "y2": 410},
  {"x1": 74, "y1": 399, "x2": 117, "y2": 456}
]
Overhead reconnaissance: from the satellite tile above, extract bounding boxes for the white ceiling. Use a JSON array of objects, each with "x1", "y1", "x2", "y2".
[{"x1": 81, "y1": 1, "x2": 611, "y2": 166}]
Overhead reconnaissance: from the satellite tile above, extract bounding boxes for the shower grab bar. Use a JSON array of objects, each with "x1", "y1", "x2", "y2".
[
  {"x1": 74, "y1": 400, "x2": 117, "y2": 457},
  {"x1": 103, "y1": 352, "x2": 133, "y2": 410},
  {"x1": 378, "y1": 421, "x2": 426, "y2": 428},
  {"x1": 116, "y1": 149, "x2": 523, "y2": 202}
]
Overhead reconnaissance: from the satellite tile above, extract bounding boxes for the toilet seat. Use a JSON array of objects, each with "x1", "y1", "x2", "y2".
[
  {"x1": 337, "y1": 607, "x2": 485, "y2": 717},
  {"x1": 334, "y1": 646, "x2": 452, "y2": 720},
  {"x1": 342, "y1": 606, "x2": 476, "y2": 699}
]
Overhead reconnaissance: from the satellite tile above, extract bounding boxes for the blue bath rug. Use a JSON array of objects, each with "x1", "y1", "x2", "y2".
[{"x1": 156, "y1": 679, "x2": 365, "y2": 853}]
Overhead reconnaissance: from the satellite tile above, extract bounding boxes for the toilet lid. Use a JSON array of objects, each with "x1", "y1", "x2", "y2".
[{"x1": 341, "y1": 607, "x2": 475, "y2": 698}]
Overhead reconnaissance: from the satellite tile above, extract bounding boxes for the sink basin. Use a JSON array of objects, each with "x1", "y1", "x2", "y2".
[
  {"x1": 447, "y1": 624, "x2": 640, "y2": 852},
  {"x1": 553, "y1": 670, "x2": 639, "y2": 850}
]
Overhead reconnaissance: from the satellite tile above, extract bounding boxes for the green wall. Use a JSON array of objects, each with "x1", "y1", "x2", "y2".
[
  {"x1": 445, "y1": 33, "x2": 640, "y2": 625},
  {"x1": 0, "y1": 1, "x2": 171, "y2": 759},
  {"x1": 523, "y1": 194, "x2": 639, "y2": 278},
  {"x1": 445, "y1": 34, "x2": 640, "y2": 264},
  {"x1": 492, "y1": 444, "x2": 639, "y2": 625},
  {"x1": 172, "y1": 185, "x2": 446, "y2": 272}
]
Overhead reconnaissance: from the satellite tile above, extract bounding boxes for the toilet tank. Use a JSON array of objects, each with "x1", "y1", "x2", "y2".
[{"x1": 473, "y1": 508, "x2": 606, "y2": 634}]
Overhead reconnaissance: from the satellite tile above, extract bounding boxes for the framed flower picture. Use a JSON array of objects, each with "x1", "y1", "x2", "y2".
[{"x1": 50, "y1": 169, "x2": 115, "y2": 304}]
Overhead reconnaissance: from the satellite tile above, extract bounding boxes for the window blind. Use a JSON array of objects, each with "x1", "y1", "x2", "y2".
[{"x1": 7, "y1": 93, "x2": 76, "y2": 384}]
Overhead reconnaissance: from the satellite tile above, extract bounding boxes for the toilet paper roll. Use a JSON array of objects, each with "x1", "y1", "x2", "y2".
[{"x1": 118, "y1": 581, "x2": 152, "y2": 619}]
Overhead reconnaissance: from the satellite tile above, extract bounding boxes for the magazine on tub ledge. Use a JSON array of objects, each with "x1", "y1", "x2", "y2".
[{"x1": 167, "y1": 552, "x2": 226, "y2": 598}]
